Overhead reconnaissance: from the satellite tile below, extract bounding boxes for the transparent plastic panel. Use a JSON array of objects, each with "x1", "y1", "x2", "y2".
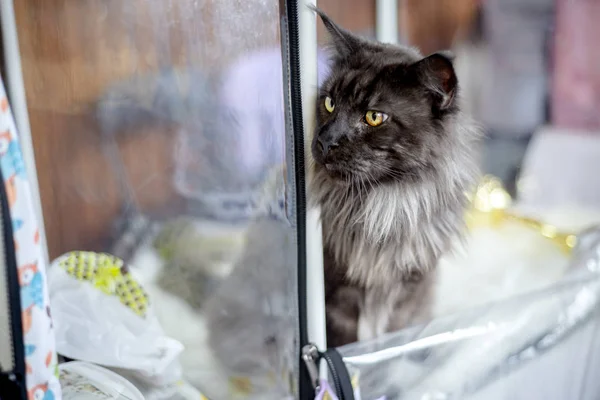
[
  {"x1": 339, "y1": 230, "x2": 600, "y2": 400},
  {"x1": 16, "y1": 1, "x2": 298, "y2": 398},
  {"x1": 14, "y1": 0, "x2": 600, "y2": 399}
]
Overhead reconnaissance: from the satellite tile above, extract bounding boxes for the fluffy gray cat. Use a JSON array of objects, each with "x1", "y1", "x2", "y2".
[{"x1": 309, "y1": 10, "x2": 480, "y2": 347}]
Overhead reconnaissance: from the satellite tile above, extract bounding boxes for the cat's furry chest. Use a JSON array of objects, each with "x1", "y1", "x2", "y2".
[
  {"x1": 316, "y1": 172, "x2": 462, "y2": 344},
  {"x1": 313, "y1": 168, "x2": 465, "y2": 290}
]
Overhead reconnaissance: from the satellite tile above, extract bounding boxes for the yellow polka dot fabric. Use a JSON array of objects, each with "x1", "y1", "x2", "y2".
[{"x1": 59, "y1": 251, "x2": 149, "y2": 318}]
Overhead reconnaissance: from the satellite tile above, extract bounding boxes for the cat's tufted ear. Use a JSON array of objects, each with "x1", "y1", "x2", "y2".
[
  {"x1": 409, "y1": 52, "x2": 458, "y2": 111},
  {"x1": 310, "y1": 6, "x2": 361, "y2": 59}
]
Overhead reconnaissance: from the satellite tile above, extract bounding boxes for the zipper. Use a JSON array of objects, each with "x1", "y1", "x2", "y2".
[
  {"x1": 0, "y1": 165, "x2": 27, "y2": 399},
  {"x1": 302, "y1": 343, "x2": 356, "y2": 400},
  {"x1": 279, "y1": 0, "x2": 310, "y2": 398},
  {"x1": 279, "y1": 3, "x2": 355, "y2": 400},
  {"x1": 321, "y1": 348, "x2": 355, "y2": 400}
]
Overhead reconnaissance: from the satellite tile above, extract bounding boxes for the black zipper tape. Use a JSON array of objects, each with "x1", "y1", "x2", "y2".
[
  {"x1": 279, "y1": 0, "x2": 310, "y2": 399},
  {"x1": 321, "y1": 348, "x2": 356, "y2": 400},
  {"x1": 278, "y1": 3, "x2": 355, "y2": 399},
  {"x1": 0, "y1": 165, "x2": 27, "y2": 399}
]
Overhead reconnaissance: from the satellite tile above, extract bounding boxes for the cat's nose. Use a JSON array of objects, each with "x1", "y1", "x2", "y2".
[{"x1": 317, "y1": 136, "x2": 339, "y2": 157}]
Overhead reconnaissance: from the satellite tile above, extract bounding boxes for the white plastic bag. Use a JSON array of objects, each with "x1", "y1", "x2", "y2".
[{"x1": 48, "y1": 252, "x2": 184, "y2": 388}]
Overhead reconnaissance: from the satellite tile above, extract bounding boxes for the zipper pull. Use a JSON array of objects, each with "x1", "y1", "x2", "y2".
[{"x1": 302, "y1": 343, "x2": 321, "y2": 391}]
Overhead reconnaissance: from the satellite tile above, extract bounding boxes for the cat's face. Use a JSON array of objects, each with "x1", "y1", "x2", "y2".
[{"x1": 311, "y1": 10, "x2": 459, "y2": 184}]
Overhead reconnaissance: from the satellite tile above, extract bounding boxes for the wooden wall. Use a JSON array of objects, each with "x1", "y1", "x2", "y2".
[
  {"x1": 400, "y1": 0, "x2": 479, "y2": 54},
  {"x1": 14, "y1": 0, "x2": 476, "y2": 259},
  {"x1": 14, "y1": 0, "x2": 281, "y2": 258}
]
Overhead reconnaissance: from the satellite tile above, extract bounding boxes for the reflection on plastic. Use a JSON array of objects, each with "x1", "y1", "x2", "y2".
[
  {"x1": 98, "y1": 48, "x2": 329, "y2": 222},
  {"x1": 339, "y1": 230, "x2": 600, "y2": 400},
  {"x1": 203, "y1": 165, "x2": 297, "y2": 399}
]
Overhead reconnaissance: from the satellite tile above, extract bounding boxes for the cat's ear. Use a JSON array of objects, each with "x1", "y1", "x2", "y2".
[
  {"x1": 310, "y1": 6, "x2": 360, "y2": 59},
  {"x1": 409, "y1": 52, "x2": 458, "y2": 111}
]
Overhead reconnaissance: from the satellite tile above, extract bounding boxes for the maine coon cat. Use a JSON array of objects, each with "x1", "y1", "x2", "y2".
[{"x1": 310, "y1": 10, "x2": 480, "y2": 347}]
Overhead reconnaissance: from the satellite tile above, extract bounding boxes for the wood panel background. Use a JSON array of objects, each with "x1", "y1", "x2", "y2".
[
  {"x1": 15, "y1": 0, "x2": 283, "y2": 258},
  {"x1": 14, "y1": 0, "x2": 476, "y2": 259}
]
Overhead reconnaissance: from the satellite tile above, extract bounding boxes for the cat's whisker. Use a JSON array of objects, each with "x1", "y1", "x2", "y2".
[{"x1": 377, "y1": 166, "x2": 406, "y2": 181}]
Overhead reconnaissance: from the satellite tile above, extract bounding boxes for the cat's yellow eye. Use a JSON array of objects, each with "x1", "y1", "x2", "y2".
[
  {"x1": 365, "y1": 111, "x2": 388, "y2": 127},
  {"x1": 324, "y1": 96, "x2": 335, "y2": 113}
]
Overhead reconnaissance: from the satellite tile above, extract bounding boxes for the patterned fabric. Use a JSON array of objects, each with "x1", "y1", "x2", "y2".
[
  {"x1": 313, "y1": 377, "x2": 385, "y2": 400},
  {"x1": 314, "y1": 381, "x2": 340, "y2": 400},
  {"x1": 0, "y1": 79, "x2": 61, "y2": 399},
  {"x1": 57, "y1": 251, "x2": 149, "y2": 318}
]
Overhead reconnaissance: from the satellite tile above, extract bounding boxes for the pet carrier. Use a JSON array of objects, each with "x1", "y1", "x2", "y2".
[{"x1": 2, "y1": 0, "x2": 600, "y2": 399}]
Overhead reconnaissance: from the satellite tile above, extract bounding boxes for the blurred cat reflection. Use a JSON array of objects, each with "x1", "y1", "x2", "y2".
[{"x1": 204, "y1": 167, "x2": 297, "y2": 397}]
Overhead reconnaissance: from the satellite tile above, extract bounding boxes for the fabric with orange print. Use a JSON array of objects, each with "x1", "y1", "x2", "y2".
[{"x1": 0, "y1": 78, "x2": 61, "y2": 399}]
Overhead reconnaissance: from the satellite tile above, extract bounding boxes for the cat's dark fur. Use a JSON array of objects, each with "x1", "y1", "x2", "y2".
[{"x1": 310, "y1": 10, "x2": 480, "y2": 347}]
